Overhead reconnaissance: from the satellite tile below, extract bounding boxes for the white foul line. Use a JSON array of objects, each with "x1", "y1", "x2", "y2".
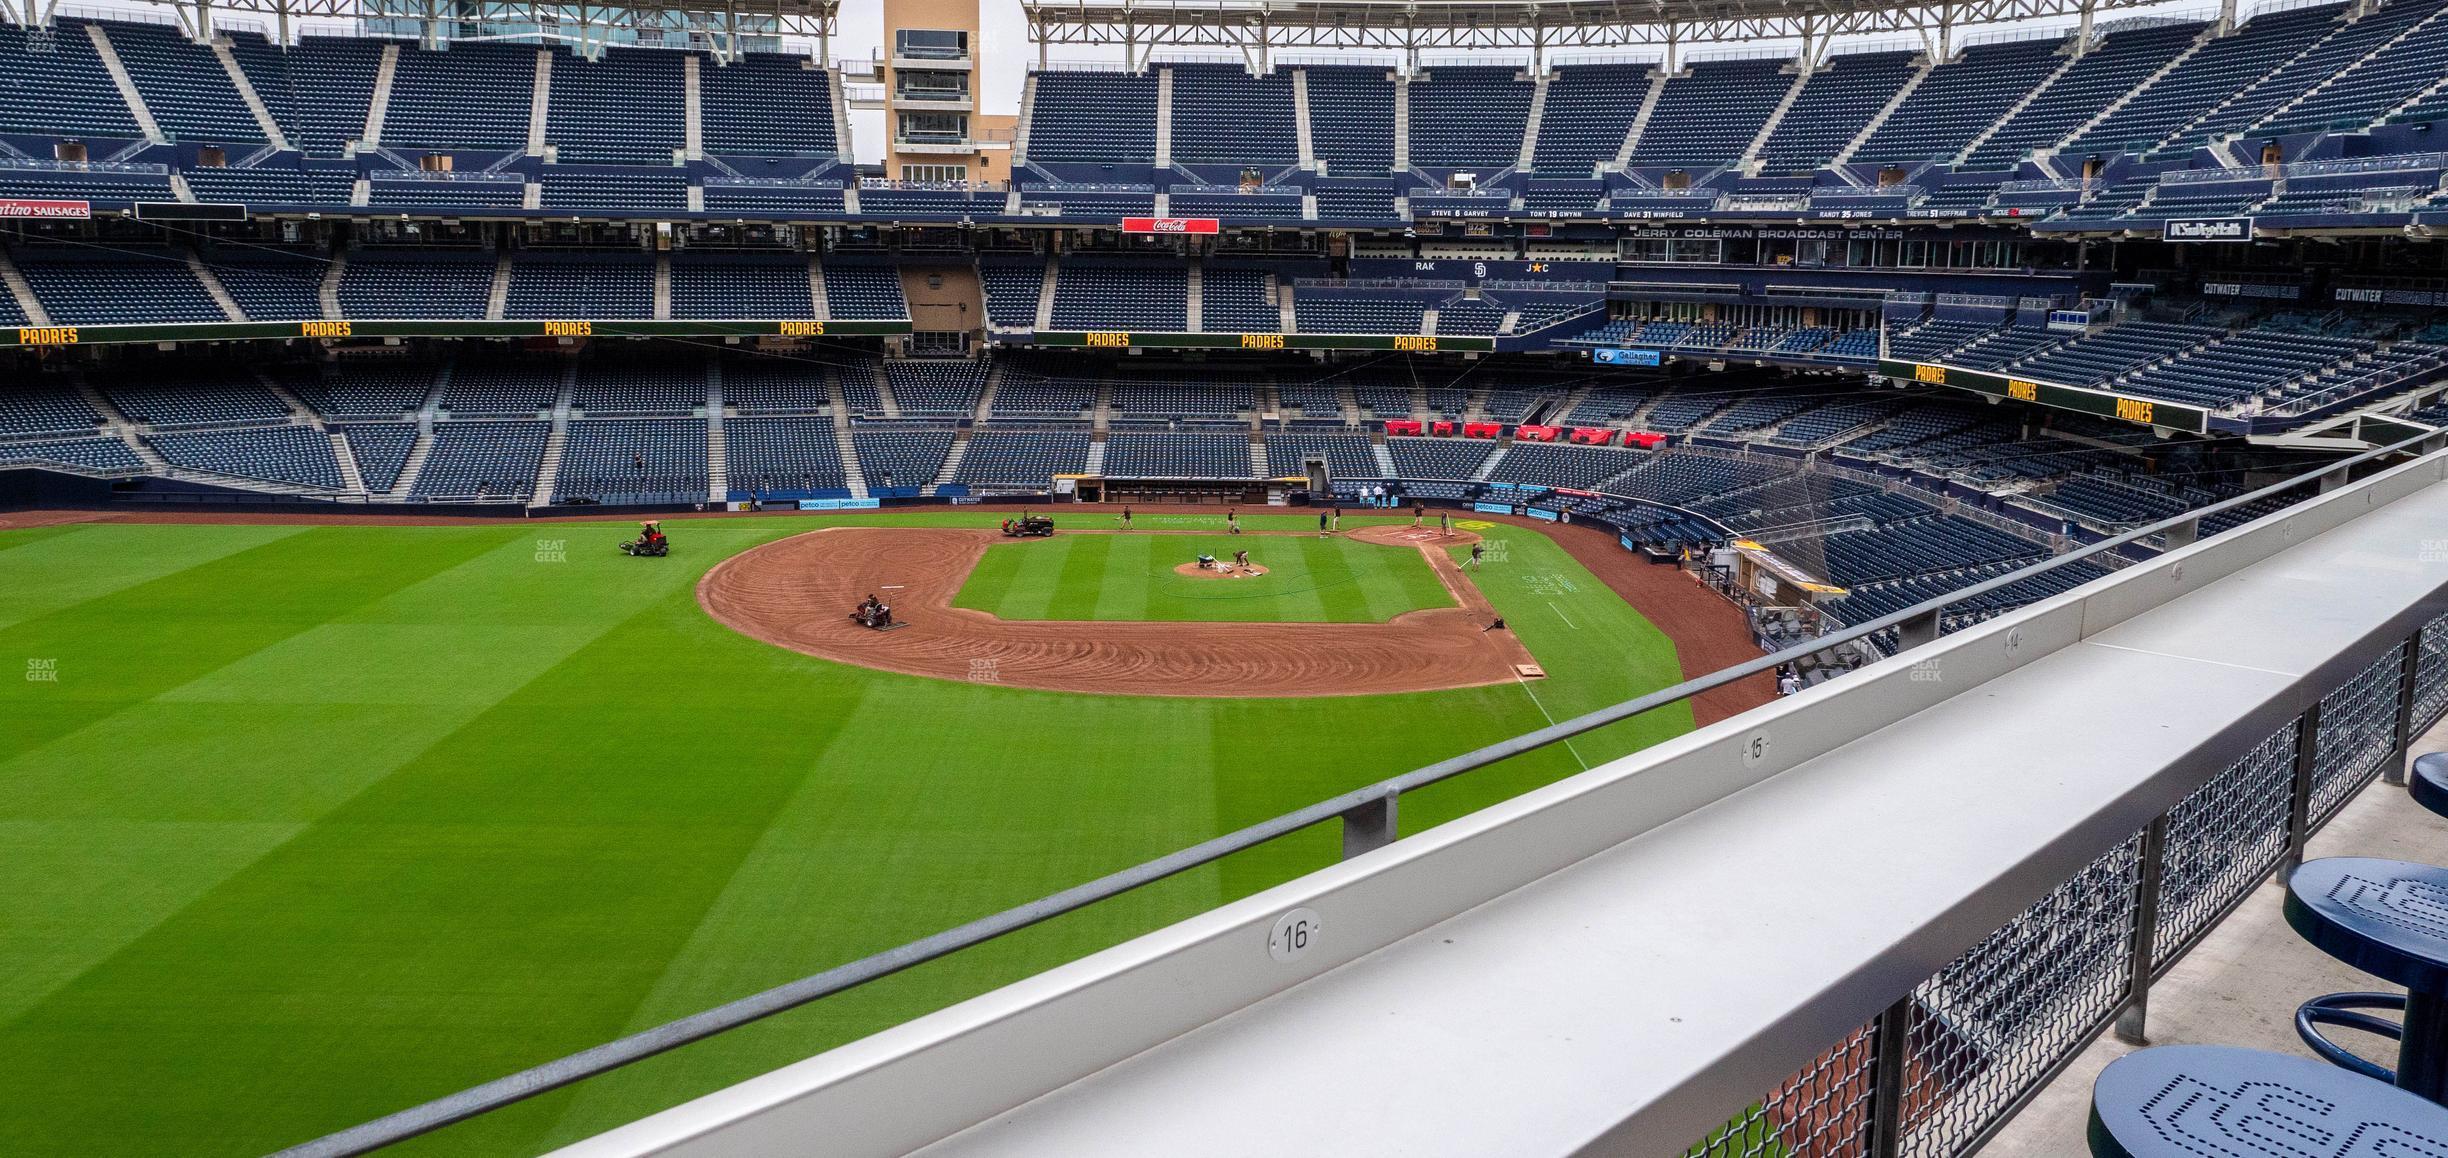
[
  {"x1": 1547, "y1": 601, "x2": 1577, "y2": 629},
  {"x1": 1513, "y1": 672, "x2": 1590, "y2": 772}
]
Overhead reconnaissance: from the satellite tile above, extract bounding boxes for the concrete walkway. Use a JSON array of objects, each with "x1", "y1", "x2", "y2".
[{"x1": 1979, "y1": 713, "x2": 2448, "y2": 1155}]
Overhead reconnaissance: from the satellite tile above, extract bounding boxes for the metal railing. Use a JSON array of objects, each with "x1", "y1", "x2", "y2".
[
  {"x1": 1690, "y1": 605, "x2": 2448, "y2": 1158},
  {"x1": 278, "y1": 432, "x2": 2448, "y2": 1158}
]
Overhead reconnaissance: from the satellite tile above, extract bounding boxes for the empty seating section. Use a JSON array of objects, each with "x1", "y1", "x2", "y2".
[
  {"x1": 549, "y1": 48, "x2": 683, "y2": 164},
  {"x1": 1167, "y1": 188, "x2": 1303, "y2": 221},
  {"x1": 1408, "y1": 66, "x2": 1534, "y2": 168},
  {"x1": 411, "y1": 420, "x2": 547, "y2": 497},
  {"x1": 1278, "y1": 383, "x2": 1345, "y2": 420},
  {"x1": 542, "y1": 169, "x2": 688, "y2": 212},
  {"x1": 1102, "y1": 430, "x2": 1251, "y2": 477},
  {"x1": 2066, "y1": 5, "x2": 2342, "y2": 153},
  {"x1": 702, "y1": 53, "x2": 838, "y2": 158},
  {"x1": 365, "y1": 174, "x2": 526, "y2": 209},
  {"x1": 1169, "y1": 64, "x2": 1296, "y2": 166},
  {"x1": 954, "y1": 429, "x2": 1090, "y2": 485},
  {"x1": 1303, "y1": 66, "x2": 1396, "y2": 173},
  {"x1": 1706, "y1": 390, "x2": 1823, "y2": 434},
  {"x1": 1798, "y1": 515, "x2": 2043, "y2": 585},
  {"x1": 506, "y1": 251, "x2": 653, "y2": 319},
  {"x1": 1312, "y1": 181, "x2": 1399, "y2": 221},
  {"x1": 182, "y1": 167, "x2": 356, "y2": 207},
  {"x1": 1853, "y1": 39, "x2": 2063, "y2": 165},
  {"x1": 1488, "y1": 443, "x2": 1642, "y2": 489},
  {"x1": 1632, "y1": 58, "x2": 1791, "y2": 167},
  {"x1": 1385, "y1": 436, "x2": 1494, "y2": 479},
  {"x1": 288, "y1": 365, "x2": 434, "y2": 417},
  {"x1": 1051, "y1": 264, "x2": 1187, "y2": 332},
  {"x1": 2034, "y1": 475, "x2": 2194, "y2": 524},
  {"x1": 1110, "y1": 372, "x2": 1250, "y2": 418},
  {"x1": 0, "y1": 437, "x2": 144, "y2": 473},
  {"x1": 721, "y1": 362, "x2": 831, "y2": 412},
  {"x1": 1521, "y1": 181, "x2": 1605, "y2": 214},
  {"x1": 105, "y1": 20, "x2": 264, "y2": 143},
  {"x1": 1532, "y1": 63, "x2": 1648, "y2": 173},
  {"x1": 443, "y1": 364, "x2": 560, "y2": 415},
  {"x1": 1947, "y1": 325, "x2": 2067, "y2": 368},
  {"x1": 337, "y1": 249, "x2": 493, "y2": 319},
  {"x1": 148, "y1": 425, "x2": 342, "y2": 487},
  {"x1": 1964, "y1": 23, "x2": 2203, "y2": 167},
  {"x1": 2116, "y1": 330, "x2": 2371, "y2": 409},
  {"x1": 2258, "y1": 5, "x2": 2448, "y2": 135},
  {"x1": 724, "y1": 416, "x2": 844, "y2": 493},
  {"x1": 702, "y1": 181, "x2": 846, "y2": 215},
  {"x1": 1016, "y1": 187, "x2": 1156, "y2": 217},
  {"x1": 980, "y1": 262, "x2": 1045, "y2": 328},
  {"x1": 992, "y1": 367, "x2": 1096, "y2": 418},
  {"x1": 338, "y1": 423, "x2": 417, "y2": 490},
  {"x1": 1435, "y1": 299, "x2": 1505, "y2": 336},
  {"x1": 821, "y1": 265, "x2": 910, "y2": 321},
  {"x1": 885, "y1": 360, "x2": 985, "y2": 415},
  {"x1": 0, "y1": 167, "x2": 174, "y2": 204},
  {"x1": 205, "y1": 248, "x2": 327, "y2": 321},
  {"x1": 1612, "y1": 451, "x2": 1784, "y2": 503},
  {"x1": 1756, "y1": 52, "x2": 1917, "y2": 171},
  {"x1": 572, "y1": 364, "x2": 704, "y2": 414},
  {"x1": 853, "y1": 427, "x2": 954, "y2": 490},
  {"x1": 1266, "y1": 433, "x2": 1379, "y2": 477},
  {"x1": 1296, "y1": 296, "x2": 1426, "y2": 335},
  {"x1": 1024, "y1": 71, "x2": 1158, "y2": 163},
  {"x1": 672, "y1": 251, "x2": 812, "y2": 318},
  {"x1": 0, "y1": 21, "x2": 140, "y2": 138},
  {"x1": 1200, "y1": 267, "x2": 1279, "y2": 333},
  {"x1": 0, "y1": 383, "x2": 102, "y2": 436},
  {"x1": 250, "y1": 36, "x2": 382, "y2": 156},
  {"x1": 17, "y1": 248, "x2": 225, "y2": 324},
  {"x1": 555, "y1": 418, "x2": 707, "y2": 502},
  {"x1": 103, "y1": 373, "x2": 286, "y2": 425},
  {"x1": 2011, "y1": 321, "x2": 2215, "y2": 385},
  {"x1": 381, "y1": 42, "x2": 536, "y2": 153},
  {"x1": 2158, "y1": 4, "x2": 2418, "y2": 151}
]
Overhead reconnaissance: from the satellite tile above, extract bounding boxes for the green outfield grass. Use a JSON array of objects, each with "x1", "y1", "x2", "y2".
[
  {"x1": 0, "y1": 510, "x2": 1708, "y2": 1156},
  {"x1": 953, "y1": 531, "x2": 1452, "y2": 623}
]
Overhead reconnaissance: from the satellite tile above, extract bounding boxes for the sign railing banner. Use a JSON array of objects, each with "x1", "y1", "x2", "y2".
[
  {"x1": 0, "y1": 198, "x2": 89, "y2": 219},
  {"x1": 2162, "y1": 217, "x2": 2254, "y2": 242},
  {"x1": 1121, "y1": 217, "x2": 1219, "y2": 235}
]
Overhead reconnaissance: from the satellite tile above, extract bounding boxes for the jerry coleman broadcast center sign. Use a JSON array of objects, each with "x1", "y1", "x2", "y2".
[{"x1": 2163, "y1": 217, "x2": 2254, "y2": 242}]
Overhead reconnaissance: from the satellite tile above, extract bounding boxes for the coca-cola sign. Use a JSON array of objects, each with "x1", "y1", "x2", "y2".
[{"x1": 1121, "y1": 217, "x2": 1220, "y2": 235}]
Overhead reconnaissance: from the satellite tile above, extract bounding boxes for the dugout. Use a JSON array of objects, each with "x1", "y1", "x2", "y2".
[{"x1": 1056, "y1": 474, "x2": 1310, "y2": 505}]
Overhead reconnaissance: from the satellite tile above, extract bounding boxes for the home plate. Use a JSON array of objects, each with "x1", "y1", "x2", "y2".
[{"x1": 1514, "y1": 664, "x2": 1546, "y2": 678}]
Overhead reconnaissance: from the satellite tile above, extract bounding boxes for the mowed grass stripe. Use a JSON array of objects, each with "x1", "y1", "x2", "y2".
[
  {"x1": 0, "y1": 523, "x2": 306, "y2": 632},
  {"x1": 1090, "y1": 532, "x2": 1152, "y2": 621},
  {"x1": 532, "y1": 687, "x2": 1225, "y2": 1151},
  {"x1": 0, "y1": 528, "x2": 506, "y2": 763},
  {"x1": 0, "y1": 579, "x2": 869, "y2": 1158}
]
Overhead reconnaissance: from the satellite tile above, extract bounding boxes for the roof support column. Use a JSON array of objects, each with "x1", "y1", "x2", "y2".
[{"x1": 2076, "y1": 0, "x2": 2097, "y2": 54}]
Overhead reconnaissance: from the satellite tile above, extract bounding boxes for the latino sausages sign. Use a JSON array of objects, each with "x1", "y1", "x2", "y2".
[
  {"x1": 0, "y1": 199, "x2": 90, "y2": 219},
  {"x1": 1121, "y1": 217, "x2": 1220, "y2": 235}
]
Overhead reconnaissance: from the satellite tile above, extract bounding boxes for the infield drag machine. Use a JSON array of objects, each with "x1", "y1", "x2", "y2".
[
  {"x1": 619, "y1": 520, "x2": 670, "y2": 557},
  {"x1": 1001, "y1": 515, "x2": 1055, "y2": 538}
]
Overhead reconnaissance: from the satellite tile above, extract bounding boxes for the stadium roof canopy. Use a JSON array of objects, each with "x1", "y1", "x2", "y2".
[{"x1": 1024, "y1": 0, "x2": 2193, "y2": 65}]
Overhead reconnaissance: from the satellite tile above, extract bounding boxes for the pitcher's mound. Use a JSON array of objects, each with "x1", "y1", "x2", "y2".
[{"x1": 1172, "y1": 562, "x2": 1270, "y2": 580}]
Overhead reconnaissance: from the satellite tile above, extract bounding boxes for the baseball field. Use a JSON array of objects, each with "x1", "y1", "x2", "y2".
[{"x1": 0, "y1": 508, "x2": 1758, "y2": 1156}]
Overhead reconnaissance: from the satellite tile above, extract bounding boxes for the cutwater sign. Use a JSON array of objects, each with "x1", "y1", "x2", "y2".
[{"x1": 2163, "y1": 217, "x2": 2253, "y2": 243}]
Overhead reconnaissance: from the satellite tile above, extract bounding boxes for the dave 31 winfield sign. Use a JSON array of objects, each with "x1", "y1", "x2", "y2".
[{"x1": 1121, "y1": 217, "x2": 1220, "y2": 235}]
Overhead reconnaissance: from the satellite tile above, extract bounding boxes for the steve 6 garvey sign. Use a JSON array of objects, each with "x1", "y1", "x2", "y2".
[{"x1": 1121, "y1": 217, "x2": 1220, "y2": 235}]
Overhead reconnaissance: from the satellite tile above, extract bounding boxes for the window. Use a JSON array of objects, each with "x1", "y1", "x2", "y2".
[
  {"x1": 898, "y1": 112, "x2": 968, "y2": 145},
  {"x1": 896, "y1": 69, "x2": 970, "y2": 102},
  {"x1": 895, "y1": 29, "x2": 967, "y2": 60},
  {"x1": 903, "y1": 164, "x2": 968, "y2": 184}
]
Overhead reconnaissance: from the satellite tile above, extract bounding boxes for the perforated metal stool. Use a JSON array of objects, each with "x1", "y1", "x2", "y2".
[
  {"x1": 2090, "y1": 1044, "x2": 2448, "y2": 1156},
  {"x1": 2411, "y1": 752, "x2": 2448, "y2": 820},
  {"x1": 2286, "y1": 856, "x2": 2448, "y2": 1103}
]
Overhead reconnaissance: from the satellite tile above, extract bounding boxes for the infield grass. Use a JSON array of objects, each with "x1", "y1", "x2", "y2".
[
  {"x1": 953, "y1": 531, "x2": 1452, "y2": 623},
  {"x1": 0, "y1": 510, "x2": 1713, "y2": 1156}
]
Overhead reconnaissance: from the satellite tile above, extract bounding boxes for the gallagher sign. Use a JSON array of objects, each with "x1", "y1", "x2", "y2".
[
  {"x1": 1122, "y1": 217, "x2": 1220, "y2": 235},
  {"x1": 2163, "y1": 217, "x2": 2253, "y2": 243}
]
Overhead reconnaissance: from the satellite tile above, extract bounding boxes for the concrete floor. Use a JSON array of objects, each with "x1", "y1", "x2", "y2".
[{"x1": 1977, "y1": 714, "x2": 2448, "y2": 1155}]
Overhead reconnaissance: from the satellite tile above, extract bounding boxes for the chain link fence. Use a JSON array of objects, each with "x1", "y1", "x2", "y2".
[{"x1": 1681, "y1": 609, "x2": 2448, "y2": 1158}]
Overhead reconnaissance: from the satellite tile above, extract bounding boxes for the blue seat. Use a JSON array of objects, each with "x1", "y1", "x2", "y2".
[
  {"x1": 2413, "y1": 753, "x2": 2448, "y2": 820},
  {"x1": 2089, "y1": 1044, "x2": 2448, "y2": 1156},
  {"x1": 2286, "y1": 857, "x2": 2448, "y2": 1101}
]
